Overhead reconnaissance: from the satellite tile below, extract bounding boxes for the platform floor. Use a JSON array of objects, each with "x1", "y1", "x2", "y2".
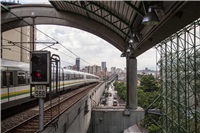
[{"x1": 124, "y1": 123, "x2": 148, "y2": 133}]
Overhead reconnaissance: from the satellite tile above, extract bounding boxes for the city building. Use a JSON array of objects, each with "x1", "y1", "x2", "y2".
[
  {"x1": 95, "y1": 70, "x2": 110, "y2": 80},
  {"x1": 118, "y1": 71, "x2": 126, "y2": 81},
  {"x1": 89, "y1": 66, "x2": 93, "y2": 74},
  {"x1": 97, "y1": 66, "x2": 101, "y2": 73},
  {"x1": 72, "y1": 65, "x2": 78, "y2": 71},
  {"x1": 64, "y1": 65, "x2": 73, "y2": 70},
  {"x1": 80, "y1": 68, "x2": 85, "y2": 72},
  {"x1": 85, "y1": 66, "x2": 89, "y2": 73},
  {"x1": 137, "y1": 68, "x2": 159, "y2": 78},
  {"x1": 84, "y1": 65, "x2": 101, "y2": 74},
  {"x1": 92, "y1": 65, "x2": 97, "y2": 74},
  {"x1": 76, "y1": 58, "x2": 80, "y2": 71},
  {"x1": 2, "y1": 26, "x2": 36, "y2": 63},
  {"x1": 111, "y1": 67, "x2": 116, "y2": 74},
  {"x1": 101, "y1": 62, "x2": 106, "y2": 71},
  {"x1": 92, "y1": 65, "x2": 101, "y2": 74}
]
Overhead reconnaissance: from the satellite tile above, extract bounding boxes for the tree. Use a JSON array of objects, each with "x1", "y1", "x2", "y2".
[
  {"x1": 137, "y1": 74, "x2": 143, "y2": 79},
  {"x1": 140, "y1": 74, "x2": 159, "y2": 92},
  {"x1": 113, "y1": 81, "x2": 127, "y2": 101},
  {"x1": 147, "y1": 124, "x2": 161, "y2": 133}
]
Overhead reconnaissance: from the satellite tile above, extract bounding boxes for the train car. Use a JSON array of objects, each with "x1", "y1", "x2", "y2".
[{"x1": 1, "y1": 59, "x2": 99, "y2": 110}]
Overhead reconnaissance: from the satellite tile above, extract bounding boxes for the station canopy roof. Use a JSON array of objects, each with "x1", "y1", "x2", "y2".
[
  {"x1": 1, "y1": 1, "x2": 200, "y2": 56},
  {"x1": 49, "y1": 1, "x2": 200, "y2": 56}
]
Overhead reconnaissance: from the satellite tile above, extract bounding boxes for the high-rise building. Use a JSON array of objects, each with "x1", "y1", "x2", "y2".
[
  {"x1": 72, "y1": 65, "x2": 78, "y2": 71},
  {"x1": 92, "y1": 65, "x2": 97, "y2": 74},
  {"x1": 97, "y1": 66, "x2": 101, "y2": 73},
  {"x1": 2, "y1": 26, "x2": 36, "y2": 63},
  {"x1": 111, "y1": 67, "x2": 116, "y2": 74},
  {"x1": 84, "y1": 65, "x2": 101, "y2": 74},
  {"x1": 85, "y1": 66, "x2": 89, "y2": 73},
  {"x1": 92, "y1": 65, "x2": 101, "y2": 74},
  {"x1": 89, "y1": 66, "x2": 93, "y2": 74},
  {"x1": 101, "y1": 62, "x2": 106, "y2": 71},
  {"x1": 76, "y1": 58, "x2": 80, "y2": 71}
]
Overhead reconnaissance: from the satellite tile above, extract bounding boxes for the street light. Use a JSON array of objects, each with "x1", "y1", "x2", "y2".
[
  {"x1": 120, "y1": 52, "x2": 126, "y2": 57},
  {"x1": 142, "y1": 7, "x2": 160, "y2": 25},
  {"x1": 126, "y1": 44, "x2": 134, "y2": 56}
]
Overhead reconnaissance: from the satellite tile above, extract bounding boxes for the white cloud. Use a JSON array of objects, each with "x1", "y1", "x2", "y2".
[{"x1": 36, "y1": 25, "x2": 156, "y2": 71}]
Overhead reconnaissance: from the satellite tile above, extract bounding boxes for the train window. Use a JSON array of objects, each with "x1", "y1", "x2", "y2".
[
  {"x1": 27, "y1": 73, "x2": 30, "y2": 84},
  {"x1": 65, "y1": 74, "x2": 68, "y2": 80},
  {"x1": 18, "y1": 72, "x2": 26, "y2": 85},
  {"x1": 2, "y1": 71, "x2": 7, "y2": 86},
  {"x1": 70, "y1": 74, "x2": 73, "y2": 80},
  {"x1": 77, "y1": 74, "x2": 79, "y2": 79},
  {"x1": 9, "y1": 72, "x2": 13, "y2": 85},
  {"x1": 65, "y1": 74, "x2": 67, "y2": 80}
]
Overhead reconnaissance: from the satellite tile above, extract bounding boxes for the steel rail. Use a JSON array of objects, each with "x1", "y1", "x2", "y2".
[{"x1": 5, "y1": 83, "x2": 99, "y2": 133}]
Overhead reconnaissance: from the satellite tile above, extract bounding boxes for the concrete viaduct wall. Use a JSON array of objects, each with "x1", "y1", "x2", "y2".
[{"x1": 43, "y1": 82, "x2": 106, "y2": 133}]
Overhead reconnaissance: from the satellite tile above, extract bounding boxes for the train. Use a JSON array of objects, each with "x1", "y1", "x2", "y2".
[{"x1": 1, "y1": 59, "x2": 99, "y2": 110}]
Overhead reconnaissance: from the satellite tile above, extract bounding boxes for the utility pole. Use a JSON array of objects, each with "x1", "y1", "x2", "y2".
[{"x1": 31, "y1": 12, "x2": 35, "y2": 51}]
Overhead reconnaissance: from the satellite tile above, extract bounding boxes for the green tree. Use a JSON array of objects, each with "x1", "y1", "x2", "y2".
[
  {"x1": 137, "y1": 75, "x2": 161, "y2": 127},
  {"x1": 137, "y1": 74, "x2": 143, "y2": 79},
  {"x1": 113, "y1": 81, "x2": 127, "y2": 102},
  {"x1": 147, "y1": 124, "x2": 161, "y2": 133},
  {"x1": 140, "y1": 74, "x2": 159, "y2": 92}
]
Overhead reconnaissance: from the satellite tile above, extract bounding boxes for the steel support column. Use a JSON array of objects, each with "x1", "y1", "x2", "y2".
[{"x1": 128, "y1": 56, "x2": 137, "y2": 109}]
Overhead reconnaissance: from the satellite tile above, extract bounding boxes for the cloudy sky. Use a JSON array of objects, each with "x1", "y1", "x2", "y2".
[{"x1": 18, "y1": 0, "x2": 157, "y2": 71}]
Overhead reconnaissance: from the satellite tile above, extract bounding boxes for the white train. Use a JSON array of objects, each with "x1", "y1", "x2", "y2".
[{"x1": 1, "y1": 59, "x2": 99, "y2": 110}]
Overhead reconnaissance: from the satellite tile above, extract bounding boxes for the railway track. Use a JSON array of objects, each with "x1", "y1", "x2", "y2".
[{"x1": 6, "y1": 83, "x2": 99, "y2": 133}]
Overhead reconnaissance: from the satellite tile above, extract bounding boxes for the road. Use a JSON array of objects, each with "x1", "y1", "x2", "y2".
[{"x1": 106, "y1": 81, "x2": 119, "y2": 106}]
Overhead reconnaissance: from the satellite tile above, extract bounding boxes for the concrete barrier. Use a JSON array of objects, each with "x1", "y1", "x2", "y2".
[
  {"x1": 90, "y1": 106, "x2": 144, "y2": 133},
  {"x1": 43, "y1": 82, "x2": 105, "y2": 133}
]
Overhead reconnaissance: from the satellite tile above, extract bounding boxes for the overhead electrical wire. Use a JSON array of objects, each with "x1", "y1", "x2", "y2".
[
  {"x1": 2, "y1": 7, "x2": 91, "y2": 65},
  {"x1": 3, "y1": 22, "x2": 88, "y2": 66},
  {"x1": 2, "y1": 38, "x2": 30, "y2": 52},
  {"x1": 3, "y1": 23, "x2": 56, "y2": 50}
]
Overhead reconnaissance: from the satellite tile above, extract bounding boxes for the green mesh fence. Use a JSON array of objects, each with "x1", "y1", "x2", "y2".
[{"x1": 156, "y1": 18, "x2": 200, "y2": 133}]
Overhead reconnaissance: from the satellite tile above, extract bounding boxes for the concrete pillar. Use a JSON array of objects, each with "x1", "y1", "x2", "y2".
[{"x1": 128, "y1": 57, "x2": 137, "y2": 109}]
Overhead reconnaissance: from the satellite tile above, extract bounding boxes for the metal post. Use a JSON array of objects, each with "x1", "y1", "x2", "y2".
[
  {"x1": 39, "y1": 98, "x2": 44, "y2": 132},
  {"x1": 184, "y1": 29, "x2": 187, "y2": 131},
  {"x1": 160, "y1": 44, "x2": 163, "y2": 132},
  {"x1": 56, "y1": 60, "x2": 58, "y2": 93},
  {"x1": 50, "y1": 61, "x2": 52, "y2": 123},
  {"x1": 0, "y1": 32, "x2": 3, "y2": 58},
  {"x1": 193, "y1": 23, "x2": 197, "y2": 133},
  {"x1": 32, "y1": 17, "x2": 35, "y2": 51},
  {"x1": 20, "y1": 27, "x2": 22, "y2": 61},
  {"x1": 170, "y1": 39, "x2": 173, "y2": 132},
  {"x1": 165, "y1": 42, "x2": 168, "y2": 132},
  {"x1": 177, "y1": 34, "x2": 180, "y2": 133}
]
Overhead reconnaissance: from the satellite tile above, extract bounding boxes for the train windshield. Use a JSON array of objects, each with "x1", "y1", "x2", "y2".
[{"x1": 18, "y1": 72, "x2": 26, "y2": 85}]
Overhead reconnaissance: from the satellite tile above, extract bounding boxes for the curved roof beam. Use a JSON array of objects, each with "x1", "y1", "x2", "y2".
[
  {"x1": 1, "y1": 5, "x2": 126, "y2": 51},
  {"x1": 62, "y1": 1, "x2": 129, "y2": 37}
]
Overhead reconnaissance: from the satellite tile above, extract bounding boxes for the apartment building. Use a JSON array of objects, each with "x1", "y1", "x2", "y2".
[{"x1": 2, "y1": 26, "x2": 36, "y2": 63}]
